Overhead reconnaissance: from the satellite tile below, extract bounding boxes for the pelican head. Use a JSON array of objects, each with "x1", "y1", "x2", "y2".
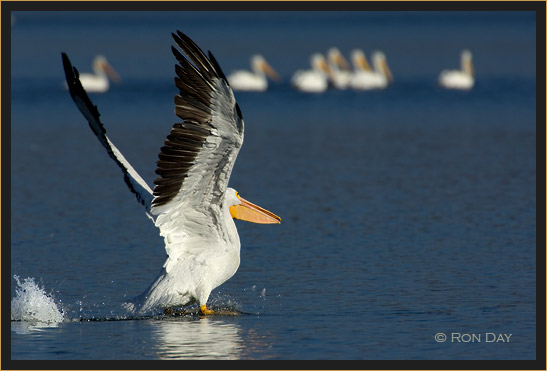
[
  {"x1": 351, "y1": 49, "x2": 372, "y2": 72},
  {"x1": 226, "y1": 188, "x2": 281, "y2": 224},
  {"x1": 92, "y1": 55, "x2": 121, "y2": 83},
  {"x1": 251, "y1": 54, "x2": 280, "y2": 82},
  {"x1": 327, "y1": 48, "x2": 351, "y2": 71},
  {"x1": 310, "y1": 53, "x2": 331, "y2": 75},
  {"x1": 372, "y1": 51, "x2": 394, "y2": 82}
]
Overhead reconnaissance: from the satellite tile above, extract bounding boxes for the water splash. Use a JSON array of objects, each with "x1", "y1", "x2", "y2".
[{"x1": 11, "y1": 276, "x2": 64, "y2": 323}]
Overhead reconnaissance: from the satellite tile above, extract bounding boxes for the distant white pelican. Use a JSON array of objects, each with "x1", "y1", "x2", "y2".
[
  {"x1": 73, "y1": 55, "x2": 121, "y2": 93},
  {"x1": 327, "y1": 48, "x2": 352, "y2": 89},
  {"x1": 62, "y1": 31, "x2": 281, "y2": 316},
  {"x1": 438, "y1": 50, "x2": 474, "y2": 90},
  {"x1": 350, "y1": 50, "x2": 393, "y2": 90},
  {"x1": 291, "y1": 53, "x2": 331, "y2": 93},
  {"x1": 227, "y1": 54, "x2": 279, "y2": 91}
]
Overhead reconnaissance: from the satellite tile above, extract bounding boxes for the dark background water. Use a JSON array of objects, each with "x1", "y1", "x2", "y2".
[{"x1": 8, "y1": 9, "x2": 537, "y2": 360}]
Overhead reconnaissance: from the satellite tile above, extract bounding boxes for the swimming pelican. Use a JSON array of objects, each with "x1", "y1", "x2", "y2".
[
  {"x1": 227, "y1": 54, "x2": 280, "y2": 91},
  {"x1": 70, "y1": 55, "x2": 121, "y2": 93},
  {"x1": 350, "y1": 50, "x2": 393, "y2": 90},
  {"x1": 291, "y1": 53, "x2": 331, "y2": 93},
  {"x1": 62, "y1": 31, "x2": 281, "y2": 316},
  {"x1": 326, "y1": 48, "x2": 352, "y2": 89},
  {"x1": 438, "y1": 50, "x2": 474, "y2": 90}
]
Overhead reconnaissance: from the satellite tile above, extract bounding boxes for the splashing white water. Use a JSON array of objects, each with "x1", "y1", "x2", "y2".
[{"x1": 11, "y1": 276, "x2": 64, "y2": 323}]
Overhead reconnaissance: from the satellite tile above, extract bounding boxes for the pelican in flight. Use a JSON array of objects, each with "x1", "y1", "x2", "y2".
[
  {"x1": 291, "y1": 53, "x2": 331, "y2": 93},
  {"x1": 350, "y1": 50, "x2": 393, "y2": 90},
  {"x1": 326, "y1": 48, "x2": 352, "y2": 89},
  {"x1": 227, "y1": 54, "x2": 280, "y2": 91},
  {"x1": 68, "y1": 55, "x2": 121, "y2": 93},
  {"x1": 438, "y1": 50, "x2": 474, "y2": 90},
  {"x1": 62, "y1": 31, "x2": 281, "y2": 316}
]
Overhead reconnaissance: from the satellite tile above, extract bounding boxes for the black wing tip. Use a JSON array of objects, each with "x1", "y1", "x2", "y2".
[
  {"x1": 171, "y1": 30, "x2": 230, "y2": 84},
  {"x1": 171, "y1": 31, "x2": 195, "y2": 57},
  {"x1": 61, "y1": 52, "x2": 70, "y2": 65},
  {"x1": 172, "y1": 30, "x2": 191, "y2": 46},
  {"x1": 207, "y1": 50, "x2": 228, "y2": 83},
  {"x1": 61, "y1": 52, "x2": 71, "y2": 77},
  {"x1": 61, "y1": 52, "x2": 105, "y2": 136},
  {"x1": 61, "y1": 52, "x2": 79, "y2": 90}
]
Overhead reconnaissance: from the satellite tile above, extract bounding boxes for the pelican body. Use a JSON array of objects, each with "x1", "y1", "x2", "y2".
[
  {"x1": 291, "y1": 53, "x2": 331, "y2": 93},
  {"x1": 350, "y1": 50, "x2": 393, "y2": 90},
  {"x1": 75, "y1": 55, "x2": 120, "y2": 93},
  {"x1": 227, "y1": 54, "x2": 279, "y2": 91},
  {"x1": 62, "y1": 31, "x2": 280, "y2": 316},
  {"x1": 438, "y1": 50, "x2": 474, "y2": 90}
]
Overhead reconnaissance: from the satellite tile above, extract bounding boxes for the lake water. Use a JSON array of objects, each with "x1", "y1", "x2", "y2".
[{"x1": 8, "y1": 9, "x2": 538, "y2": 361}]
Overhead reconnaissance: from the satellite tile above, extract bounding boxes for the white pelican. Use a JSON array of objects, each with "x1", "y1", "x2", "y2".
[
  {"x1": 227, "y1": 54, "x2": 279, "y2": 91},
  {"x1": 291, "y1": 53, "x2": 331, "y2": 93},
  {"x1": 438, "y1": 50, "x2": 474, "y2": 90},
  {"x1": 62, "y1": 31, "x2": 281, "y2": 316},
  {"x1": 326, "y1": 48, "x2": 352, "y2": 89},
  {"x1": 70, "y1": 55, "x2": 121, "y2": 93},
  {"x1": 350, "y1": 50, "x2": 393, "y2": 90}
]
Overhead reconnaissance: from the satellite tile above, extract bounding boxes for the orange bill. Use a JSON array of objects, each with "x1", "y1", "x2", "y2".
[
  {"x1": 381, "y1": 59, "x2": 394, "y2": 82},
  {"x1": 357, "y1": 54, "x2": 372, "y2": 71},
  {"x1": 230, "y1": 195, "x2": 281, "y2": 224},
  {"x1": 101, "y1": 60, "x2": 121, "y2": 83},
  {"x1": 261, "y1": 60, "x2": 280, "y2": 82},
  {"x1": 335, "y1": 52, "x2": 351, "y2": 71}
]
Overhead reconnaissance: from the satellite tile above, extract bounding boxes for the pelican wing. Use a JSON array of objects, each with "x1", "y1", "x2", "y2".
[
  {"x1": 62, "y1": 53, "x2": 154, "y2": 214},
  {"x1": 151, "y1": 31, "x2": 244, "y2": 237}
]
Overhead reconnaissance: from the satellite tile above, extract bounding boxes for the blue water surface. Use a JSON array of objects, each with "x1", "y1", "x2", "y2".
[{"x1": 9, "y1": 10, "x2": 537, "y2": 360}]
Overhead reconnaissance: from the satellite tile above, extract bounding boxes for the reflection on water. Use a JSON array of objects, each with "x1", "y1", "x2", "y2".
[
  {"x1": 150, "y1": 317, "x2": 243, "y2": 360},
  {"x1": 11, "y1": 321, "x2": 62, "y2": 335}
]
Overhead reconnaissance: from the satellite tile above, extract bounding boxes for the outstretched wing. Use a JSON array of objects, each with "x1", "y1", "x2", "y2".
[
  {"x1": 151, "y1": 31, "x2": 244, "y2": 233},
  {"x1": 62, "y1": 53, "x2": 154, "y2": 215}
]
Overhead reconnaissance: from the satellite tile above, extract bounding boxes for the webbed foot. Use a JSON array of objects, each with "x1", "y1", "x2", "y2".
[{"x1": 199, "y1": 304, "x2": 215, "y2": 315}]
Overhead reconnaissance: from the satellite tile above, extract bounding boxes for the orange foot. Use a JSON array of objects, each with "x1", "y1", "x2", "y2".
[{"x1": 199, "y1": 304, "x2": 214, "y2": 315}]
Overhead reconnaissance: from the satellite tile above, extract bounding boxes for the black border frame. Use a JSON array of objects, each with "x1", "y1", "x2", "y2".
[{"x1": 2, "y1": 1, "x2": 545, "y2": 369}]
